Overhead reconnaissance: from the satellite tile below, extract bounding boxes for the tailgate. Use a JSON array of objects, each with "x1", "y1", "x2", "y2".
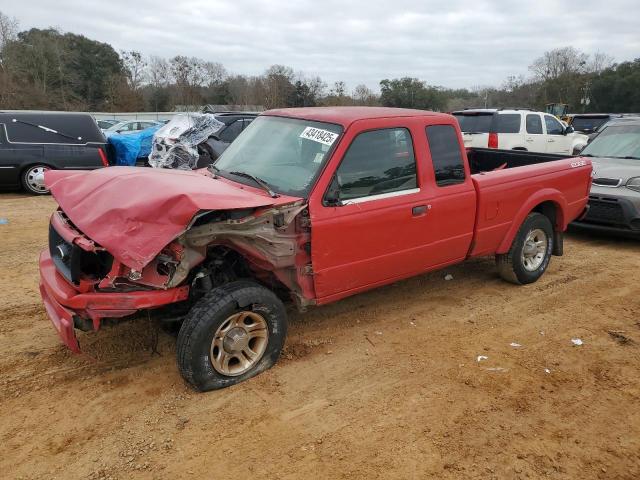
[{"x1": 462, "y1": 132, "x2": 489, "y2": 148}]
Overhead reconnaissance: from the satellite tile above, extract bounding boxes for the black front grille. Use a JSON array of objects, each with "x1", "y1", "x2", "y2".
[
  {"x1": 49, "y1": 223, "x2": 79, "y2": 283},
  {"x1": 584, "y1": 198, "x2": 627, "y2": 226},
  {"x1": 49, "y1": 221, "x2": 113, "y2": 284}
]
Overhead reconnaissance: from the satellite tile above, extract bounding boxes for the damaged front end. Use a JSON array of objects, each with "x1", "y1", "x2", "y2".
[
  {"x1": 174, "y1": 201, "x2": 315, "y2": 309},
  {"x1": 40, "y1": 201, "x2": 315, "y2": 352}
]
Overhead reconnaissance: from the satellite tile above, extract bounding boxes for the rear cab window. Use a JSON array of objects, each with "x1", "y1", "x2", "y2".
[
  {"x1": 332, "y1": 128, "x2": 417, "y2": 202},
  {"x1": 425, "y1": 125, "x2": 466, "y2": 186}
]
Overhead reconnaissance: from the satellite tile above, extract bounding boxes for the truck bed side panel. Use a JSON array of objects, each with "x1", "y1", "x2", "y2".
[{"x1": 470, "y1": 158, "x2": 591, "y2": 257}]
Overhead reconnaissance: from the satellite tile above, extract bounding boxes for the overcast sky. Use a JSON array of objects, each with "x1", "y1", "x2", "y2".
[{"x1": 3, "y1": 0, "x2": 639, "y2": 91}]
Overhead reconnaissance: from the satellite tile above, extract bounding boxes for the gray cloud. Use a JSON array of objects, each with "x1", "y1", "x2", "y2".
[{"x1": 3, "y1": 0, "x2": 639, "y2": 90}]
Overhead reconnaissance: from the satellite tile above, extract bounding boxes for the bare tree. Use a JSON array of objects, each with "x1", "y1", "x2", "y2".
[
  {"x1": 147, "y1": 55, "x2": 171, "y2": 88},
  {"x1": 263, "y1": 64, "x2": 295, "y2": 108},
  {"x1": 121, "y1": 50, "x2": 147, "y2": 91},
  {"x1": 353, "y1": 84, "x2": 377, "y2": 105},
  {"x1": 202, "y1": 61, "x2": 227, "y2": 88},
  {"x1": 0, "y1": 11, "x2": 18, "y2": 54},
  {"x1": 587, "y1": 51, "x2": 615, "y2": 74},
  {"x1": 170, "y1": 56, "x2": 207, "y2": 108},
  {"x1": 529, "y1": 46, "x2": 588, "y2": 81}
]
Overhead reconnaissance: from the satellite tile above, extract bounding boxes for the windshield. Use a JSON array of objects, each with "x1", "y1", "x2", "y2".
[
  {"x1": 453, "y1": 113, "x2": 493, "y2": 133},
  {"x1": 106, "y1": 121, "x2": 129, "y2": 131},
  {"x1": 214, "y1": 116, "x2": 343, "y2": 196},
  {"x1": 581, "y1": 124, "x2": 640, "y2": 159},
  {"x1": 571, "y1": 117, "x2": 608, "y2": 132}
]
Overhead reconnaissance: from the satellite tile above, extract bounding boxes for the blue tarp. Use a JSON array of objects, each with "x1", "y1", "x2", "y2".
[{"x1": 108, "y1": 125, "x2": 162, "y2": 166}]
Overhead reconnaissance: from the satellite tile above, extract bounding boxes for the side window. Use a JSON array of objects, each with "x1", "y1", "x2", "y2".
[
  {"x1": 544, "y1": 115, "x2": 564, "y2": 135},
  {"x1": 219, "y1": 120, "x2": 243, "y2": 142},
  {"x1": 493, "y1": 114, "x2": 521, "y2": 133},
  {"x1": 333, "y1": 128, "x2": 417, "y2": 201},
  {"x1": 425, "y1": 125, "x2": 466, "y2": 186},
  {"x1": 526, "y1": 114, "x2": 543, "y2": 134}
]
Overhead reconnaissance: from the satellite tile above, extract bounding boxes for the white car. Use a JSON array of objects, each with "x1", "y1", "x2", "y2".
[
  {"x1": 103, "y1": 120, "x2": 163, "y2": 138},
  {"x1": 452, "y1": 109, "x2": 588, "y2": 155}
]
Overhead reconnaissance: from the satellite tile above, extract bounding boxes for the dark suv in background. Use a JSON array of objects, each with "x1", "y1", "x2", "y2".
[{"x1": 200, "y1": 112, "x2": 257, "y2": 166}]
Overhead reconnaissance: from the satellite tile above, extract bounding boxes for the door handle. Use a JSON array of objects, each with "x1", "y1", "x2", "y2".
[
  {"x1": 526, "y1": 138, "x2": 533, "y2": 142},
  {"x1": 412, "y1": 205, "x2": 430, "y2": 216},
  {"x1": 547, "y1": 139, "x2": 555, "y2": 142}
]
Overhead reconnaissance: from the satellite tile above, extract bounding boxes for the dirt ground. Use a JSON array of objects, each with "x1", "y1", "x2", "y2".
[{"x1": 1, "y1": 193, "x2": 639, "y2": 480}]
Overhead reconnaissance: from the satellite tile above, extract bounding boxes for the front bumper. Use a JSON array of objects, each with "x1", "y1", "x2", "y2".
[
  {"x1": 39, "y1": 250, "x2": 189, "y2": 352},
  {"x1": 572, "y1": 192, "x2": 640, "y2": 235}
]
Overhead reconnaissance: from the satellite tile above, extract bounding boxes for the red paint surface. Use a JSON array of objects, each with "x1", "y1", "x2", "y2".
[{"x1": 45, "y1": 167, "x2": 300, "y2": 271}]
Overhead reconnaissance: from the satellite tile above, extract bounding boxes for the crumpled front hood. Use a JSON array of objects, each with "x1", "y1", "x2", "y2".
[{"x1": 46, "y1": 167, "x2": 299, "y2": 271}]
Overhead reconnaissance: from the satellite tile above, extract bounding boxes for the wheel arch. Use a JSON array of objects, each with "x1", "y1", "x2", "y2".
[{"x1": 496, "y1": 190, "x2": 567, "y2": 255}]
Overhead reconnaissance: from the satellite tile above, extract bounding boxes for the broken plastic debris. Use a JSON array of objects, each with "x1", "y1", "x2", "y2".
[
  {"x1": 148, "y1": 113, "x2": 225, "y2": 170},
  {"x1": 375, "y1": 331, "x2": 383, "y2": 335},
  {"x1": 485, "y1": 367, "x2": 507, "y2": 372},
  {"x1": 0, "y1": 218, "x2": 7, "y2": 225},
  {"x1": 444, "y1": 274, "x2": 454, "y2": 281},
  {"x1": 409, "y1": 321, "x2": 416, "y2": 326},
  {"x1": 476, "y1": 355, "x2": 488, "y2": 362},
  {"x1": 571, "y1": 338, "x2": 583, "y2": 346},
  {"x1": 539, "y1": 331, "x2": 545, "y2": 335},
  {"x1": 544, "y1": 368, "x2": 551, "y2": 374},
  {"x1": 509, "y1": 342, "x2": 522, "y2": 348}
]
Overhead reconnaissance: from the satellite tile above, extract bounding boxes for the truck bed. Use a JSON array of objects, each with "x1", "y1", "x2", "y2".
[
  {"x1": 467, "y1": 150, "x2": 591, "y2": 258},
  {"x1": 467, "y1": 148, "x2": 568, "y2": 174}
]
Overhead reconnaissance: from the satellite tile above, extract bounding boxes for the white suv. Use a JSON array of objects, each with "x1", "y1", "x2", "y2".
[{"x1": 452, "y1": 108, "x2": 588, "y2": 155}]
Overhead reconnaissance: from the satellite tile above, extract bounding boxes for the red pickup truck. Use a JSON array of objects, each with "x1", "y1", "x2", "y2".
[{"x1": 40, "y1": 107, "x2": 592, "y2": 391}]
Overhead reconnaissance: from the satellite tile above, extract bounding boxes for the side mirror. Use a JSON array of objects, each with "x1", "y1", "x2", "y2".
[
  {"x1": 116, "y1": 129, "x2": 122, "y2": 134},
  {"x1": 564, "y1": 126, "x2": 574, "y2": 135},
  {"x1": 324, "y1": 176, "x2": 343, "y2": 207}
]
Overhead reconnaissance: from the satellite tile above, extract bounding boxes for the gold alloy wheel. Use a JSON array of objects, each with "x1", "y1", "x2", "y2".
[{"x1": 209, "y1": 311, "x2": 269, "y2": 376}]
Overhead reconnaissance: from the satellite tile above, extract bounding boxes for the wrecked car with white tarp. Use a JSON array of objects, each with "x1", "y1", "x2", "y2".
[{"x1": 148, "y1": 113, "x2": 225, "y2": 170}]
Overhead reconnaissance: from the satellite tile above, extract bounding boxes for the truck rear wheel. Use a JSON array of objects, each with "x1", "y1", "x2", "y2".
[
  {"x1": 496, "y1": 212, "x2": 554, "y2": 285},
  {"x1": 176, "y1": 280, "x2": 287, "y2": 391}
]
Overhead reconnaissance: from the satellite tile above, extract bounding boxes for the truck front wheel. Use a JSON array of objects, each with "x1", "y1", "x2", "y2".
[
  {"x1": 176, "y1": 281, "x2": 287, "y2": 391},
  {"x1": 496, "y1": 212, "x2": 554, "y2": 285}
]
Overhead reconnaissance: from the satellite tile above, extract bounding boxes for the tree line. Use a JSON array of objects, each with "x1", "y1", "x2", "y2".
[{"x1": 1, "y1": 11, "x2": 639, "y2": 114}]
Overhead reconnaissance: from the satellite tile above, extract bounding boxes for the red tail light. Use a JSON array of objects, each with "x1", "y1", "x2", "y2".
[
  {"x1": 98, "y1": 147, "x2": 109, "y2": 167},
  {"x1": 488, "y1": 133, "x2": 498, "y2": 149}
]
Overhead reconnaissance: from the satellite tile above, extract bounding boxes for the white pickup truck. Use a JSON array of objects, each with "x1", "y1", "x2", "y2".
[{"x1": 453, "y1": 108, "x2": 588, "y2": 155}]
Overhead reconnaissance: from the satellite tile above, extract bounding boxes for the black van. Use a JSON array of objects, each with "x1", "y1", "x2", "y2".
[{"x1": 0, "y1": 111, "x2": 108, "y2": 195}]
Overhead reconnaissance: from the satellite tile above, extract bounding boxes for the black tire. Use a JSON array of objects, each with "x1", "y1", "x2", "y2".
[
  {"x1": 496, "y1": 212, "x2": 554, "y2": 285},
  {"x1": 21, "y1": 164, "x2": 51, "y2": 195},
  {"x1": 176, "y1": 280, "x2": 287, "y2": 391}
]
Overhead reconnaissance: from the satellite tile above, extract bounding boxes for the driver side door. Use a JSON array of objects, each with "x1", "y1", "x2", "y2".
[
  {"x1": 309, "y1": 120, "x2": 436, "y2": 300},
  {"x1": 544, "y1": 115, "x2": 571, "y2": 154}
]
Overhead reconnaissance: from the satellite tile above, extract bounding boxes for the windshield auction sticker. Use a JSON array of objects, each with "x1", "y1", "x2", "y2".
[{"x1": 299, "y1": 127, "x2": 339, "y2": 146}]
